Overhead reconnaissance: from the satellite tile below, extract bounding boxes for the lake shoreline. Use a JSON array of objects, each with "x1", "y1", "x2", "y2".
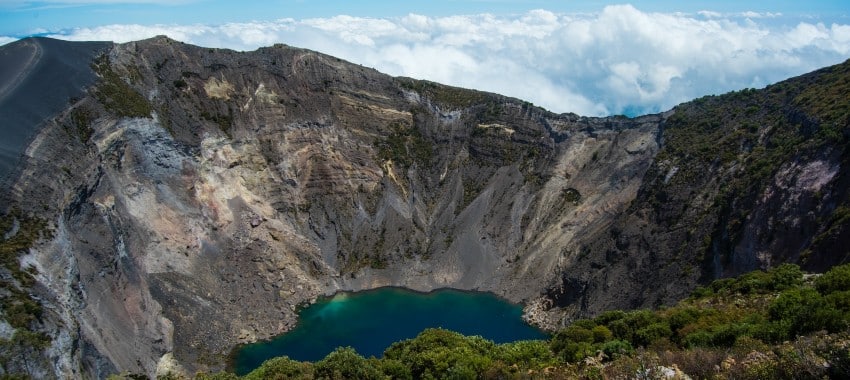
[{"x1": 227, "y1": 286, "x2": 548, "y2": 375}]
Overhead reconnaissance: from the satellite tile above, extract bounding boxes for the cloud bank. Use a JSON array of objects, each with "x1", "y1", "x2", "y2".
[{"x1": 7, "y1": 5, "x2": 850, "y2": 116}]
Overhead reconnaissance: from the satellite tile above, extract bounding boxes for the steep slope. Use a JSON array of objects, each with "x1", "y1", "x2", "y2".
[
  {"x1": 0, "y1": 36, "x2": 847, "y2": 378},
  {"x1": 541, "y1": 62, "x2": 850, "y2": 327},
  {"x1": 0, "y1": 37, "x2": 112, "y2": 182}
]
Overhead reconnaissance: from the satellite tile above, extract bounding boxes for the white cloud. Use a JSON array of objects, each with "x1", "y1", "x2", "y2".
[
  {"x1": 740, "y1": 11, "x2": 782, "y2": 19},
  {"x1": 698, "y1": 10, "x2": 722, "y2": 18},
  {"x1": 5, "y1": 5, "x2": 850, "y2": 116}
]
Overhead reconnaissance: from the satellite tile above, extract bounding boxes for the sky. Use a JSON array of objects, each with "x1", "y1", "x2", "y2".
[{"x1": 1, "y1": 1, "x2": 849, "y2": 116}]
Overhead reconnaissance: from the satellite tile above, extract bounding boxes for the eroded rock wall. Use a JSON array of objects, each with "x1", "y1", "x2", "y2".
[
  {"x1": 3, "y1": 37, "x2": 848, "y2": 378},
  {"x1": 5, "y1": 37, "x2": 661, "y2": 375}
]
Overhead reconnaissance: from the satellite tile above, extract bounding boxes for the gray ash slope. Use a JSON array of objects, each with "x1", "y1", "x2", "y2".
[
  {"x1": 0, "y1": 37, "x2": 112, "y2": 182},
  {"x1": 1, "y1": 36, "x2": 848, "y2": 378}
]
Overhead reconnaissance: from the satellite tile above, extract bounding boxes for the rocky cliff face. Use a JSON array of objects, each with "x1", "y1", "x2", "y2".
[
  {"x1": 0, "y1": 36, "x2": 847, "y2": 378},
  {"x1": 543, "y1": 67, "x2": 850, "y2": 326}
]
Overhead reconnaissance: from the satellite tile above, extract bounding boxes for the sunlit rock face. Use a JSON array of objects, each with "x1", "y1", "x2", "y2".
[{"x1": 2, "y1": 36, "x2": 848, "y2": 378}]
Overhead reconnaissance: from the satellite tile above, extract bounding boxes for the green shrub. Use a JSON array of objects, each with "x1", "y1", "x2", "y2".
[
  {"x1": 559, "y1": 342, "x2": 594, "y2": 363},
  {"x1": 689, "y1": 286, "x2": 713, "y2": 298},
  {"x1": 591, "y1": 325, "x2": 614, "y2": 343},
  {"x1": 563, "y1": 325, "x2": 594, "y2": 343},
  {"x1": 374, "y1": 358, "x2": 412, "y2": 380},
  {"x1": 734, "y1": 270, "x2": 772, "y2": 294},
  {"x1": 709, "y1": 278, "x2": 736, "y2": 294},
  {"x1": 594, "y1": 310, "x2": 627, "y2": 325},
  {"x1": 768, "y1": 264, "x2": 804, "y2": 291},
  {"x1": 708, "y1": 323, "x2": 755, "y2": 347},
  {"x1": 667, "y1": 306, "x2": 702, "y2": 332},
  {"x1": 682, "y1": 330, "x2": 714, "y2": 348},
  {"x1": 825, "y1": 290, "x2": 850, "y2": 311},
  {"x1": 314, "y1": 347, "x2": 383, "y2": 380},
  {"x1": 749, "y1": 320, "x2": 791, "y2": 343},
  {"x1": 496, "y1": 340, "x2": 555, "y2": 368},
  {"x1": 609, "y1": 310, "x2": 660, "y2": 343},
  {"x1": 194, "y1": 373, "x2": 239, "y2": 380},
  {"x1": 571, "y1": 319, "x2": 597, "y2": 330},
  {"x1": 242, "y1": 356, "x2": 313, "y2": 380},
  {"x1": 769, "y1": 287, "x2": 848, "y2": 337},
  {"x1": 600, "y1": 340, "x2": 634, "y2": 359},
  {"x1": 815, "y1": 263, "x2": 850, "y2": 295},
  {"x1": 769, "y1": 288, "x2": 813, "y2": 321},
  {"x1": 707, "y1": 265, "x2": 803, "y2": 295},
  {"x1": 800, "y1": 306, "x2": 846, "y2": 334},
  {"x1": 384, "y1": 329, "x2": 495, "y2": 379},
  {"x1": 634, "y1": 322, "x2": 673, "y2": 347}
]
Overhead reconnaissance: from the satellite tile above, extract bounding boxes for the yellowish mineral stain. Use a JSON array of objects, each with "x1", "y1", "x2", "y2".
[{"x1": 204, "y1": 76, "x2": 234, "y2": 100}]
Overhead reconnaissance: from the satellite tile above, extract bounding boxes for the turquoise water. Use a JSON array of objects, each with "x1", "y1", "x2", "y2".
[{"x1": 232, "y1": 287, "x2": 547, "y2": 375}]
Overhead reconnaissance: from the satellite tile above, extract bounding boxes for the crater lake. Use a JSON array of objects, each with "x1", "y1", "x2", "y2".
[{"x1": 232, "y1": 287, "x2": 547, "y2": 375}]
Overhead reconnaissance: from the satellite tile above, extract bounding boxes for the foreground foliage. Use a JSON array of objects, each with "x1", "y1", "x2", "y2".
[{"x1": 166, "y1": 264, "x2": 850, "y2": 379}]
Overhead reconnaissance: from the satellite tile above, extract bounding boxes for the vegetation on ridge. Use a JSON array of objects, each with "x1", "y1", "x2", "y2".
[
  {"x1": 92, "y1": 55, "x2": 153, "y2": 118},
  {"x1": 138, "y1": 263, "x2": 850, "y2": 380},
  {"x1": 397, "y1": 78, "x2": 489, "y2": 110}
]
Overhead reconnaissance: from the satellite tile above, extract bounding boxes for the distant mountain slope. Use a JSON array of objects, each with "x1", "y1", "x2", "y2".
[
  {"x1": 0, "y1": 38, "x2": 112, "y2": 182},
  {"x1": 0, "y1": 36, "x2": 847, "y2": 378}
]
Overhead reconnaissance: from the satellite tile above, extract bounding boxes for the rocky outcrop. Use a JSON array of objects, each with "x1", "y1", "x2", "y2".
[{"x1": 1, "y1": 36, "x2": 848, "y2": 378}]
